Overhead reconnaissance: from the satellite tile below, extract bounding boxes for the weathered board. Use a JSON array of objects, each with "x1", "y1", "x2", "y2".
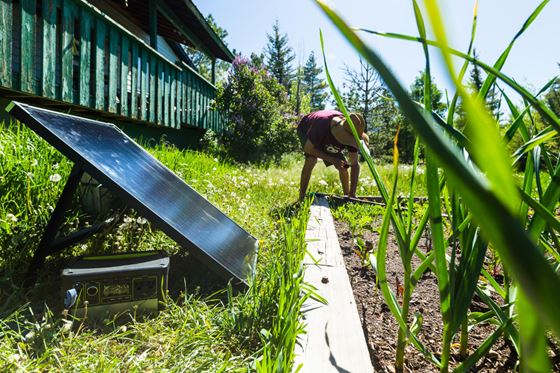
[
  {"x1": 20, "y1": 0, "x2": 36, "y2": 93},
  {"x1": 62, "y1": 0, "x2": 75, "y2": 103},
  {"x1": 140, "y1": 48, "x2": 148, "y2": 121},
  {"x1": 79, "y1": 7, "x2": 92, "y2": 107},
  {"x1": 119, "y1": 35, "x2": 129, "y2": 116},
  {"x1": 156, "y1": 59, "x2": 163, "y2": 125},
  {"x1": 294, "y1": 195, "x2": 373, "y2": 373},
  {"x1": 42, "y1": 0, "x2": 57, "y2": 99},
  {"x1": 0, "y1": 0, "x2": 12, "y2": 88},
  {"x1": 108, "y1": 27, "x2": 119, "y2": 113},
  {"x1": 149, "y1": 53, "x2": 156, "y2": 123},
  {"x1": 130, "y1": 41, "x2": 138, "y2": 119},
  {"x1": 95, "y1": 18, "x2": 106, "y2": 111}
]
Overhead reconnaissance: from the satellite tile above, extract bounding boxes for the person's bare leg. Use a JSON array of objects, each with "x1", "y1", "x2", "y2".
[
  {"x1": 339, "y1": 168, "x2": 350, "y2": 196},
  {"x1": 299, "y1": 155, "x2": 317, "y2": 200}
]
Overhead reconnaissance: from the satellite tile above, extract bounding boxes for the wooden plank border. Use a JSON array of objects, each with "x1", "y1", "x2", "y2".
[{"x1": 294, "y1": 195, "x2": 373, "y2": 373}]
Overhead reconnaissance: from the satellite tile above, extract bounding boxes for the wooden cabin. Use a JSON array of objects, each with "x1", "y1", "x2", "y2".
[{"x1": 0, "y1": 0, "x2": 233, "y2": 147}]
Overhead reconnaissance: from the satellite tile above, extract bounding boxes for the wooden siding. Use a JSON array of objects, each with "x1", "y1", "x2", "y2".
[{"x1": 0, "y1": 0, "x2": 225, "y2": 132}]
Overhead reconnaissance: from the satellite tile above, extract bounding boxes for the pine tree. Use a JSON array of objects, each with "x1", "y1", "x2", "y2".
[
  {"x1": 264, "y1": 20, "x2": 295, "y2": 90},
  {"x1": 302, "y1": 52, "x2": 328, "y2": 110},
  {"x1": 409, "y1": 71, "x2": 447, "y2": 116},
  {"x1": 456, "y1": 51, "x2": 503, "y2": 128},
  {"x1": 470, "y1": 51, "x2": 501, "y2": 120}
]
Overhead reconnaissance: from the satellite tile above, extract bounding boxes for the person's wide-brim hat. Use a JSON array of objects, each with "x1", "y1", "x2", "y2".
[{"x1": 342, "y1": 113, "x2": 365, "y2": 138}]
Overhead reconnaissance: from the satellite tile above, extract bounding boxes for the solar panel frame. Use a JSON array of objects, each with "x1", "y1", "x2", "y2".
[{"x1": 7, "y1": 101, "x2": 258, "y2": 287}]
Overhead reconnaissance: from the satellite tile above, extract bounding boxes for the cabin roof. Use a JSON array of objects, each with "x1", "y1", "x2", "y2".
[{"x1": 114, "y1": 0, "x2": 234, "y2": 62}]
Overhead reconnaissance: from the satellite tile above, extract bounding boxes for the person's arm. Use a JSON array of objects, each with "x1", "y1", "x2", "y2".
[
  {"x1": 348, "y1": 152, "x2": 360, "y2": 198},
  {"x1": 303, "y1": 140, "x2": 347, "y2": 169}
]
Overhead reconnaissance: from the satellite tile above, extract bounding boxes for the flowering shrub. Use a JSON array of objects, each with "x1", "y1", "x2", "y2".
[{"x1": 214, "y1": 55, "x2": 299, "y2": 164}]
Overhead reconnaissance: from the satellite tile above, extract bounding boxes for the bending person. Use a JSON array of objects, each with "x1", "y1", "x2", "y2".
[{"x1": 297, "y1": 110, "x2": 368, "y2": 201}]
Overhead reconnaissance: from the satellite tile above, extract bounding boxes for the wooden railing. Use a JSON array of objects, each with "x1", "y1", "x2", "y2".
[{"x1": 0, "y1": 0, "x2": 225, "y2": 132}]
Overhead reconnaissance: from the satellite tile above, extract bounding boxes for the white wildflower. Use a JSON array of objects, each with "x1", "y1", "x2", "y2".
[
  {"x1": 31, "y1": 159, "x2": 38, "y2": 167},
  {"x1": 49, "y1": 173, "x2": 62, "y2": 182},
  {"x1": 26, "y1": 172, "x2": 34, "y2": 178},
  {"x1": 6, "y1": 213, "x2": 17, "y2": 223},
  {"x1": 52, "y1": 163, "x2": 59, "y2": 170},
  {"x1": 136, "y1": 217, "x2": 148, "y2": 225},
  {"x1": 318, "y1": 180, "x2": 328, "y2": 186},
  {"x1": 7, "y1": 354, "x2": 21, "y2": 364},
  {"x1": 212, "y1": 167, "x2": 217, "y2": 171}
]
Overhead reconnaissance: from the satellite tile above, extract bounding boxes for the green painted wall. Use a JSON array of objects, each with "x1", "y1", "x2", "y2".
[
  {"x1": 116, "y1": 121, "x2": 205, "y2": 150},
  {"x1": 1, "y1": 97, "x2": 205, "y2": 150}
]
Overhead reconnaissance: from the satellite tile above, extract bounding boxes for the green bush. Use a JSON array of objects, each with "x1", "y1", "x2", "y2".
[{"x1": 215, "y1": 55, "x2": 299, "y2": 164}]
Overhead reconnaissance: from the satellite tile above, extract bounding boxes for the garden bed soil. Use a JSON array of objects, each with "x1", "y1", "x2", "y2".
[{"x1": 333, "y1": 219, "x2": 523, "y2": 372}]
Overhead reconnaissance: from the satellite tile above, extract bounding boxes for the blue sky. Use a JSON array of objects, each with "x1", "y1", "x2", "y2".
[{"x1": 197, "y1": 1, "x2": 560, "y2": 105}]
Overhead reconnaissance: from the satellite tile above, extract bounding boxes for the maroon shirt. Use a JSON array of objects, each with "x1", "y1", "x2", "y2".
[{"x1": 298, "y1": 110, "x2": 357, "y2": 156}]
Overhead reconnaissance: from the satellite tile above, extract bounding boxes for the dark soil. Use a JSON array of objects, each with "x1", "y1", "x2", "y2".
[{"x1": 333, "y1": 219, "x2": 523, "y2": 372}]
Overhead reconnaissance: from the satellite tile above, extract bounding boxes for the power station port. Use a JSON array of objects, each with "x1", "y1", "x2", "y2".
[
  {"x1": 87, "y1": 286, "x2": 99, "y2": 296},
  {"x1": 133, "y1": 277, "x2": 157, "y2": 299}
]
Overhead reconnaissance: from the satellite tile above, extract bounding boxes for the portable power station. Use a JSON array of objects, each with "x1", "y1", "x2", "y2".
[{"x1": 61, "y1": 251, "x2": 169, "y2": 321}]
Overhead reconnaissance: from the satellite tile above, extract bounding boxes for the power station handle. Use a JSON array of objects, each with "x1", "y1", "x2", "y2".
[{"x1": 64, "y1": 288, "x2": 78, "y2": 309}]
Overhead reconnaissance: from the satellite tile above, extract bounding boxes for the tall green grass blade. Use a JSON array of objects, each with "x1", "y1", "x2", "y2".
[
  {"x1": 512, "y1": 127, "x2": 558, "y2": 165},
  {"x1": 500, "y1": 77, "x2": 556, "y2": 144},
  {"x1": 357, "y1": 29, "x2": 560, "y2": 134},
  {"x1": 407, "y1": 137, "x2": 421, "y2": 237},
  {"x1": 411, "y1": 3, "x2": 453, "y2": 369},
  {"x1": 518, "y1": 291, "x2": 551, "y2": 372},
  {"x1": 411, "y1": 251, "x2": 435, "y2": 288},
  {"x1": 528, "y1": 161, "x2": 560, "y2": 238},
  {"x1": 447, "y1": 0, "x2": 478, "y2": 126},
  {"x1": 519, "y1": 189, "x2": 560, "y2": 234},
  {"x1": 480, "y1": 266, "x2": 505, "y2": 298},
  {"x1": 478, "y1": 0, "x2": 550, "y2": 100},
  {"x1": 315, "y1": 0, "x2": 560, "y2": 339},
  {"x1": 424, "y1": 0, "x2": 519, "y2": 213},
  {"x1": 475, "y1": 287, "x2": 520, "y2": 355},
  {"x1": 453, "y1": 323, "x2": 506, "y2": 373}
]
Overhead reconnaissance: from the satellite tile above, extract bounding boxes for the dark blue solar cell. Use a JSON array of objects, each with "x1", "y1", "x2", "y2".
[{"x1": 8, "y1": 102, "x2": 257, "y2": 285}]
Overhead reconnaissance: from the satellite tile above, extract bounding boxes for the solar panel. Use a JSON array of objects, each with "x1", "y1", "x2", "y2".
[{"x1": 7, "y1": 102, "x2": 258, "y2": 286}]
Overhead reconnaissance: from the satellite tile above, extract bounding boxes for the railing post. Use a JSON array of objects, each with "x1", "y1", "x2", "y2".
[
  {"x1": 108, "y1": 27, "x2": 119, "y2": 113},
  {"x1": 62, "y1": 0, "x2": 76, "y2": 103},
  {"x1": 21, "y1": 0, "x2": 37, "y2": 94},
  {"x1": 79, "y1": 7, "x2": 92, "y2": 107},
  {"x1": 95, "y1": 18, "x2": 106, "y2": 111},
  {"x1": 0, "y1": 0, "x2": 13, "y2": 88},
  {"x1": 43, "y1": 0, "x2": 58, "y2": 99},
  {"x1": 120, "y1": 35, "x2": 130, "y2": 116}
]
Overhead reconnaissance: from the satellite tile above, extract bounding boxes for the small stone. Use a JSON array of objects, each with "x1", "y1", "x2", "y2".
[
  {"x1": 321, "y1": 276, "x2": 329, "y2": 284},
  {"x1": 488, "y1": 350, "x2": 499, "y2": 359}
]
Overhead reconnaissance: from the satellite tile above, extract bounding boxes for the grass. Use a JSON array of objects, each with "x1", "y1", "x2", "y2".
[
  {"x1": 0, "y1": 117, "x2": 430, "y2": 371},
  {"x1": 0, "y1": 120, "x2": 316, "y2": 371}
]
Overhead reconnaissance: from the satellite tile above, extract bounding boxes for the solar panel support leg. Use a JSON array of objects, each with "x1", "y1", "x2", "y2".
[{"x1": 23, "y1": 164, "x2": 85, "y2": 288}]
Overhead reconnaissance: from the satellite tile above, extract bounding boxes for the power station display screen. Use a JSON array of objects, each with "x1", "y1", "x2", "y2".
[{"x1": 8, "y1": 102, "x2": 257, "y2": 285}]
